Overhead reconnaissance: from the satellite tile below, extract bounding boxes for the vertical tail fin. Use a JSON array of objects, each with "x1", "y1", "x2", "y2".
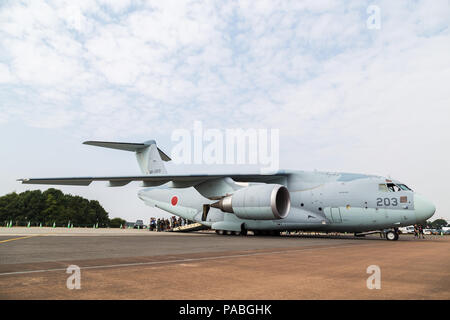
[
  {"x1": 135, "y1": 140, "x2": 169, "y2": 174},
  {"x1": 83, "y1": 140, "x2": 171, "y2": 175}
]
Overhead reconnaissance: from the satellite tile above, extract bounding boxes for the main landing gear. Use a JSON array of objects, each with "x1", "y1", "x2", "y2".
[
  {"x1": 385, "y1": 230, "x2": 399, "y2": 241},
  {"x1": 214, "y1": 229, "x2": 280, "y2": 236},
  {"x1": 215, "y1": 230, "x2": 242, "y2": 236},
  {"x1": 214, "y1": 223, "x2": 249, "y2": 236}
]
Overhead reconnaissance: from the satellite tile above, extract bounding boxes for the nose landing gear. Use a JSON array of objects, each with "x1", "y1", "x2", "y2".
[{"x1": 354, "y1": 229, "x2": 400, "y2": 241}]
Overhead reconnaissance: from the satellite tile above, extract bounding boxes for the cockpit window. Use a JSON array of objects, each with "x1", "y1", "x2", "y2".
[
  {"x1": 380, "y1": 182, "x2": 412, "y2": 192},
  {"x1": 387, "y1": 183, "x2": 401, "y2": 192},
  {"x1": 398, "y1": 184, "x2": 412, "y2": 191}
]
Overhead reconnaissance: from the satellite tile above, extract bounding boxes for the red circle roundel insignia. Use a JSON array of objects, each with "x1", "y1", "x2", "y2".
[{"x1": 171, "y1": 196, "x2": 178, "y2": 206}]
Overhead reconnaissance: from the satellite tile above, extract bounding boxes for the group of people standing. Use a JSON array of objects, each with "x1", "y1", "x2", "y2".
[
  {"x1": 149, "y1": 216, "x2": 191, "y2": 232},
  {"x1": 414, "y1": 224, "x2": 425, "y2": 239}
]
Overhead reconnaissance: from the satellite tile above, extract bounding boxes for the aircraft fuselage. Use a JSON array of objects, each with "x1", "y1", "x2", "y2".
[{"x1": 138, "y1": 170, "x2": 436, "y2": 234}]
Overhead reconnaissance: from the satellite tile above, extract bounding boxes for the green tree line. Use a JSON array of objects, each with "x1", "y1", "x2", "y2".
[
  {"x1": 0, "y1": 188, "x2": 126, "y2": 228},
  {"x1": 426, "y1": 219, "x2": 448, "y2": 229}
]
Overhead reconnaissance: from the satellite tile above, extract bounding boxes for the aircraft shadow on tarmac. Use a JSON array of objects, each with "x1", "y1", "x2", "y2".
[{"x1": 203, "y1": 232, "x2": 442, "y2": 241}]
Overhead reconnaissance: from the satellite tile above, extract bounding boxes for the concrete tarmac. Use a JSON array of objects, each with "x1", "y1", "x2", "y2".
[{"x1": 0, "y1": 228, "x2": 449, "y2": 299}]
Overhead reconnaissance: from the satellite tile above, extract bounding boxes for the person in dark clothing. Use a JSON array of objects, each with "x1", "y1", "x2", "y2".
[
  {"x1": 414, "y1": 224, "x2": 419, "y2": 239},
  {"x1": 418, "y1": 224, "x2": 425, "y2": 239}
]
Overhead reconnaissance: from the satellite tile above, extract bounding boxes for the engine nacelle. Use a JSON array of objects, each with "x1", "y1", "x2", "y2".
[{"x1": 211, "y1": 184, "x2": 290, "y2": 220}]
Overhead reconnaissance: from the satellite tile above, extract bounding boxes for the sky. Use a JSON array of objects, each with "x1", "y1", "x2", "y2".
[{"x1": 0, "y1": 0, "x2": 449, "y2": 222}]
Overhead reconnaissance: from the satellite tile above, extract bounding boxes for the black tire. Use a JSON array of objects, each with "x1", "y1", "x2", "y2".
[{"x1": 386, "y1": 231, "x2": 399, "y2": 241}]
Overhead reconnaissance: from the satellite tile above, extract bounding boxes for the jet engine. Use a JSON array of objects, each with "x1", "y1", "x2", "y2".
[{"x1": 211, "y1": 184, "x2": 290, "y2": 220}]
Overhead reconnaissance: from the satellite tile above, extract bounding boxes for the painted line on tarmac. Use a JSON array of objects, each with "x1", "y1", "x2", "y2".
[
  {"x1": 0, "y1": 242, "x2": 381, "y2": 276},
  {"x1": 0, "y1": 235, "x2": 39, "y2": 244}
]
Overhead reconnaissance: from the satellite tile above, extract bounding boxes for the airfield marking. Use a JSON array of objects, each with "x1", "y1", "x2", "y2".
[
  {"x1": 0, "y1": 232, "x2": 55, "y2": 244},
  {"x1": 0, "y1": 235, "x2": 39, "y2": 244},
  {"x1": 0, "y1": 242, "x2": 379, "y2": 276}
]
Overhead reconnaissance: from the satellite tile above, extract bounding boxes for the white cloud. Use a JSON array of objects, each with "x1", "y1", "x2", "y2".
[
  {"x1": 0, "y1": 63, "x2": 14, "y2": 83},
  {"x1": 1, "y1": 0, "x2": 448, "y2": 138}
]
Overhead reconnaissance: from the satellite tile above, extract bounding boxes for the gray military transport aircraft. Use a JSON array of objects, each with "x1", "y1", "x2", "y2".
[{"x1": 19, "y1": 140, "x2": 436, "y2": 241}]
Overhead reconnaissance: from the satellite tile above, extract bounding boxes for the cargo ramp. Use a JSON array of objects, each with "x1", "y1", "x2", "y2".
[{"x1": 171, "y1": 223, "x2": 209, "y2": 232}]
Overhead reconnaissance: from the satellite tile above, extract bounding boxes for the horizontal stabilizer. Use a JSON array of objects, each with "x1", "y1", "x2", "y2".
[{"x1": 83, "y1": 141, "x2": 171, "y2": 161}]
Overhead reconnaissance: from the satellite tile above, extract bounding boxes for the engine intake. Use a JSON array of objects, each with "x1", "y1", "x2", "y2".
[{"x1": 211, "y1": 184, "x2": 290, "y2": 220}]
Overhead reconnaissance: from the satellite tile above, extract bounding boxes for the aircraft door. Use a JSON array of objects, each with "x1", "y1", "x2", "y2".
[{"x1": 202, "y1": 204, "x2": 210, "y2": 221}]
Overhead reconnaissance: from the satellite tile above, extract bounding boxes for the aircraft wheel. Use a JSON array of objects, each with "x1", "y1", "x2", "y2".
[
  {"x1": 216, "y1": 230, "x2": 225, "y2": 235},
  {"x1": 225, "y1": 230, "x2": 233, "y2": 236},
  {"x1": 386, "y1": 231, "x2": 399, "y2": 241}
]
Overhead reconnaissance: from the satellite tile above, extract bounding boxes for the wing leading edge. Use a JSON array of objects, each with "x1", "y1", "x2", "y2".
[{"x1": 18, "y1": 173, "x2": 289, "y2": 187}]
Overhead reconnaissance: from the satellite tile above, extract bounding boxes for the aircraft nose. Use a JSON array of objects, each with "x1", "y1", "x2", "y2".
[{"x1": 414, "y1": 194, "x2": 436, "y2": 222}]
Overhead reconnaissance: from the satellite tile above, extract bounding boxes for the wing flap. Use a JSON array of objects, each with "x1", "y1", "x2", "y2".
[{"x1": 18, "y1": 178, "x2": 93, "y2": 186}]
